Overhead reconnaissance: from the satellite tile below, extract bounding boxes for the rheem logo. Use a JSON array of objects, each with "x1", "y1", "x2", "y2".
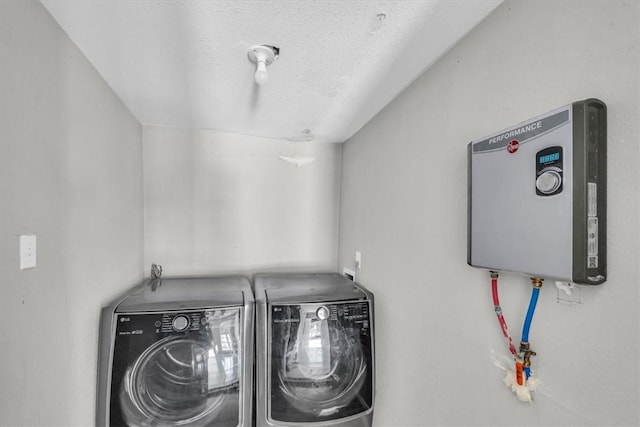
[{"x1": 507, "y1": 140, "x2": 519, "y2": 153}]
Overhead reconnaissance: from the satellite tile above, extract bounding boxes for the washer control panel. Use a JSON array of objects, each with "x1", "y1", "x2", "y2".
[
  {"x1": 316, "y1": 305, "x2": 330, "y2": 320},
  {"x1": 160, "y1": 312, "x2": 202, "y2": 333},
  {"x1": 536, "y1": 146, "x2": 563, "y2": 196},
  {"x1": 171, "y1": 315, "x2": 191, "y2": 331}
]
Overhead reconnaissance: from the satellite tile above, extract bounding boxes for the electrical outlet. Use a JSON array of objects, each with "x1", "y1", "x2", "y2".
[
  {"x1": 19, "y1": 234, "x2": 37, "y2": 270},
  {"x1": 343, "y1": 267, "x2": 356, "y2": 282}
]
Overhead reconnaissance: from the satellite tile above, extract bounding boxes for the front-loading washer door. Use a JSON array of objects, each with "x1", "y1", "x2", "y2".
[
  {"x1": 110, "y1": 308, "x2": 242, "y2": 426},
  {"x1": 269, "y1": 301, "x2": 373, "y2": 423}
]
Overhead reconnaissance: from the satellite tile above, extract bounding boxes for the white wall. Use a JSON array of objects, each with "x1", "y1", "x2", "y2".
[
  {"x1": 339, "y1": 1, "x2": 639, "y2": 426},
  {"x1": 0, "y1": 1, "x2": 144, "y2": 426},
  {"x1": 3, "y1": 1, "x2": 638, "y2": 426},
  {"x1": 143, "y1": 126, "x2": 341, "y2": 276}
]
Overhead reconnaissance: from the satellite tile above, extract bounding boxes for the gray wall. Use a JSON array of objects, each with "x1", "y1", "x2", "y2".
[
  {"x1": 143, "y1": 126, "x2": 341, "y2": 276},
  {"x1": 0, "y1": 1, "x2": 144, "y2": 426},
  {"x1": 339, "y1": 1, "x2": 639, "y2": 426}
]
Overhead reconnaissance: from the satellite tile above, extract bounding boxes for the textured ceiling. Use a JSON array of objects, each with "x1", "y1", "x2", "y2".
[{"x1": 41, "y1": 0, "x2": 502, "y2": 143}]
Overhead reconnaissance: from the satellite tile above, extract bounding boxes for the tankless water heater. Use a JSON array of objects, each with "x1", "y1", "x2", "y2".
[{"x1": 468, "y1": 99, "x2": 606, "y2": 284}]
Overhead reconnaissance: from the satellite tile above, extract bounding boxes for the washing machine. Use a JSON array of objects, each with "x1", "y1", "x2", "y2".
[
  {"x1": 254, "y1": 273, "x2": 375, "y2": 427},
  {"x1": 96, "y1": 275, "x2": 254, "y2": 426}
]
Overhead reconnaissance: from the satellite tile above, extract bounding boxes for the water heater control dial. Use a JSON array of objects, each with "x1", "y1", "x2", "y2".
[{"x1": 536, "y1": 170, "x2": 562, "y2": 194}]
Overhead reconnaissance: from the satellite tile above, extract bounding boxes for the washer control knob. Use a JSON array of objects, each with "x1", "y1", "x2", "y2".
[
  {"x1": 172, "y1": 315, "x2": 190, "y2": 331},
  {"x1": 316, "y1": 306, "x2": 330, "y2": 320},
  {"x1": 536, "y1": 171, "x2": 562, "y2": 194}
]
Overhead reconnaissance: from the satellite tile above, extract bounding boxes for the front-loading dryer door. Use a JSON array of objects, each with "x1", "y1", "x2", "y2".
[
  {"x1": 110, "y1": 308, "x2": 243, "y2": 426},
  {"x1": 269, "y1": 301, "x2": 373, "y2": 423}
]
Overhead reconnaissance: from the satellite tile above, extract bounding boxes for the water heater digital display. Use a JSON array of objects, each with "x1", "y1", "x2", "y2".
[
  {"x1": 539, "y1": 152, "x2": 560, "y2": 164},
  {"x1": 467, "y1": 99, "x2": 606, "y2": 284}
]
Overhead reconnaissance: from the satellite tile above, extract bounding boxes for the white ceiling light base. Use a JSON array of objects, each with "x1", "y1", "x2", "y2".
[{"x1": 248, "y1": 45, "x2": 279, "y2": 85}]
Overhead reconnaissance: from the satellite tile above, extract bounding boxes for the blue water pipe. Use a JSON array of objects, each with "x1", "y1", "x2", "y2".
[{"x1": 521, "y1": 286, "x2": 540, "y2": 378}]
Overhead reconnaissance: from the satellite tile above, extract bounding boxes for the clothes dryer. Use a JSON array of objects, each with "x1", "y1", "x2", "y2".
[
  {"x1": 96, "y1": 276, "x2": 254, "y2": 427},
  {"x1": 254, "y1": 273, "x2": 375, "y2": 427}
]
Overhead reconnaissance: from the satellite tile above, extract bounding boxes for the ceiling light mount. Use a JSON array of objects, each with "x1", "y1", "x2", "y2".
[{"x1": 248, "y1": 45, "x2": 279, "y2": 86}]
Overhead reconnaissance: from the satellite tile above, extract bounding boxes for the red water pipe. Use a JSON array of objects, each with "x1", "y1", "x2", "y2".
[{"x1": 491, "y1": 272, "x2": 518, "y2": 359}]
